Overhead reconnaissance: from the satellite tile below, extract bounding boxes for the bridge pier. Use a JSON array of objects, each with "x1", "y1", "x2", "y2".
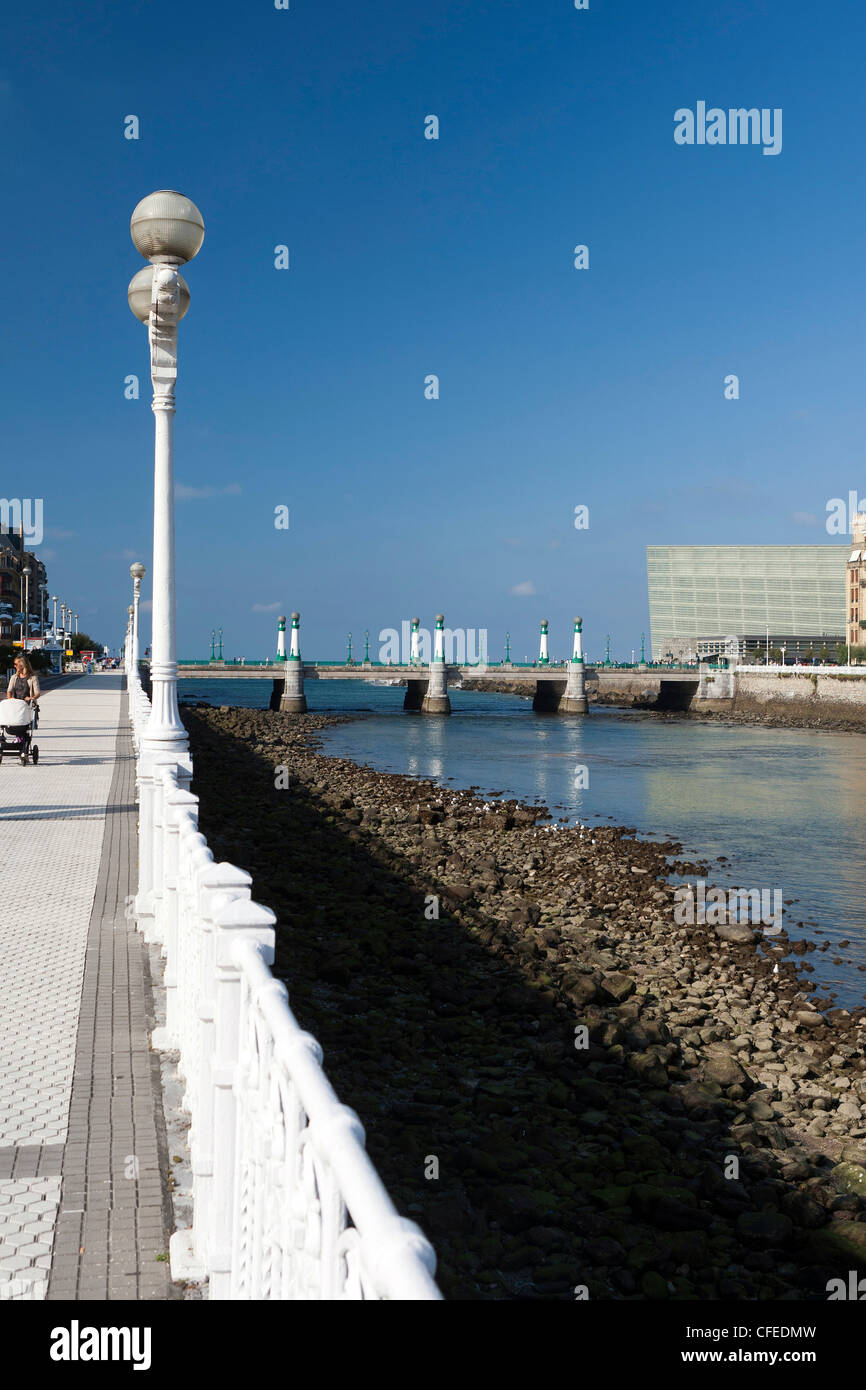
[
  {"x1": 532, "y1": 679, "x2": 561, "y2": 713},
  {"x1": 559, "y1": 617, "x2": 588, "y2": 713},
  {"x1": 403, "y1": 678, "x2": 426, "y2": 712},
  {"x1": 421, "y1": 614, "x2": 451, "y2": 714},
  {"x1": 280, "y1": 611, "x2": 307, "y2": 712}
]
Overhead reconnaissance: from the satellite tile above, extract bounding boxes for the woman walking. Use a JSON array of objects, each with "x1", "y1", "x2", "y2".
[{"x1": 7, "y1": 655, "x2": 41, "y2": 710}]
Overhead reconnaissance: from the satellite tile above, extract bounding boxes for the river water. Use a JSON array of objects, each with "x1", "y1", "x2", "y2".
[{"x1": 179, "y1": 678, "x2": 866, "y2": 1009}]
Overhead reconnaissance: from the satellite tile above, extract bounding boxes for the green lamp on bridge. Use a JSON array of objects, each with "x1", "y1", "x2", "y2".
[
  {"x1": 640, "y1": 632, "x2": 646, "y2": 664},
  {"x1": 210, "y1": 629, "x2": 216, "y2": 661},
  {"x1": 605, "y1": 633, "x2": 611, "y2": 666},
  {"x1": 505, "y1": 631, "x2": 511, "y2": 664},
  {"x1": 347, "y1": 632, "x2": 353, "y2": 665},
  {"x1": 218, "y1": 627, "x2": 223, "y2": 661},
  {"x1": 364, "y1": 629, "x2": 370, "y2": 663}
]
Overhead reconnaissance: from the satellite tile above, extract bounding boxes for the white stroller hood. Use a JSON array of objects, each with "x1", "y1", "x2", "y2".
[{"x1": 0, "y1": 699, "x2": 32, "y2": 727}]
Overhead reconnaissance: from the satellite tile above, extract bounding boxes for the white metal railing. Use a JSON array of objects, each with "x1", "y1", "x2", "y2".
[
  {"x1": 123, "y1": 638, "x2": 441, "y2": 1300},
  {"x1": 733, "y1": 663, "x2": 866, "y2": 674}
]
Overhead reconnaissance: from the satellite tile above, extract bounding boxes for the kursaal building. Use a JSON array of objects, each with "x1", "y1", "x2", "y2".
[{"x1": 646, "y1": 546, "x2": 849, "y2": 661}]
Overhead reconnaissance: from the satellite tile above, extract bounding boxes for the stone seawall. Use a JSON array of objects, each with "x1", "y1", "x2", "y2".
[
  {"x1": 719, "y1": 671, "x2": 866, "y2": 733},
  {"x1": 462, "y1": 672, "x2": 866, "y2": 731}
]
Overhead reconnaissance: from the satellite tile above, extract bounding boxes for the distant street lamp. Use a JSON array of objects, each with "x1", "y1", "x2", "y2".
[
  {"x1": 505, "y1": 631, "x2": 511, "y2": 663},
  {"x1": 39, "y1": 582, "x2": 46, "y2": 639},
  {"x1": 210, "y1": 629, "x2": 216, "y2": 661},
  {"x1": 74, "y1": 612, "x2": 79, "y2": 637},
  {"x1": 128, "y1": 188, "x2": 204, "y2": 763},
  {"x1": 51, "y1": 594, "x2": 58, "y2": 637},
  {"x1": 347, "y1": 632, "x2": 353, "y2": 665},
  {"x1": 218, "y1": 627, "x2": 223, "y2": 661},
  {"x1": 364, "y1": 629, "x2": 370, "y2": 663},
  {"x1": 22, "y1": 565, "x2": 31, "y2": 649}
]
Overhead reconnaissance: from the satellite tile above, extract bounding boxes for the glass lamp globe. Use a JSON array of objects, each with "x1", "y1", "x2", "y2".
[
  {"x1": 128, "y1": 266, "x2": 190, "y2": 324},
  {"x1": 130, "y1": 190, "x2": 205, "y2": 265},
  {"x1": 130, "y1": 562, "x2": 146, "y2": 581}
]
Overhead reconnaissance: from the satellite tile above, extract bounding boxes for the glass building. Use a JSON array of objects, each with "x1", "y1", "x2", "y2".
[{"x1": 646, "y1": 545, "x2": 848, "y2": 661}]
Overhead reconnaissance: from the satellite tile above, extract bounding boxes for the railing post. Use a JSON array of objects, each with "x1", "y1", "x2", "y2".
[
  {"x1": 138, "y1": 752, "x2": 184, "y2": 943},
  {"x1": 186, "y1": 865, "x2": 252, "y2": 1282},
  {"x1": 210, "y1": 900, "x2": 276, "y2": 1299},
  {"x1": 174, "y1": 828, "x2": 213, "y2": 1103},
  {"x1": 151, "y1": 791, "x2": 198, "y2": 1052}
]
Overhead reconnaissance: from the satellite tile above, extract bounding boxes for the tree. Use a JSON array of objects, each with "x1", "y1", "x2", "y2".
[
  {"x1": 0, "y1": 644, "x2": 52, "y2": 673},
  {"x1": 68, "y1": 632, "x2": 102, "y2": 657}
]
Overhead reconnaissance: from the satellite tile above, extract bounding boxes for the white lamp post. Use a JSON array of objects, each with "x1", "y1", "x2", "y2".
[
  {"x1": 51, "y1": 594, "x2": 58, "y2": 638},
  {"x1": 128, "y1": 189, "x2": 203, "y2": 757},
  {"x1": 130, "y1": 562, "x2": 146, "y2": 671},
  {"x1": 128, "y1": 191, "x2": 204, "y2": 934},
  {"x1": 74, "y1": 612, "x2": 79, "y2": 636}
]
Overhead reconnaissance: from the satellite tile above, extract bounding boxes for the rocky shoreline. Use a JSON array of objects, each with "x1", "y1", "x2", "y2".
[{"x1": 183, "y1": 703, "x2": 866, "y2": 1301}]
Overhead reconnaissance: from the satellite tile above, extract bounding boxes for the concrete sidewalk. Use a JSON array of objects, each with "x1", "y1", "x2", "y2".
[{"x1": 0, "y1": 675, "x2": 173, "y2": 1300}]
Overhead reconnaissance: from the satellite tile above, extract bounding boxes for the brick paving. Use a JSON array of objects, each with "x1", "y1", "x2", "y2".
[{"x1": 0, "y1": 676, "x2": 173, "y2": 1301}]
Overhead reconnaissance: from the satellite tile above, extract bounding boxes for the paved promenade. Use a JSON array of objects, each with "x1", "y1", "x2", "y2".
[{"x1": 0, "y1": 675, "x2": 172, "y2": 1301}]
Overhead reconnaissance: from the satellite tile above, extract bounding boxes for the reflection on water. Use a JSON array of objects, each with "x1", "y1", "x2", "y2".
[{"x1": 180, "y1": 678, "x2": 866, "y2": 1009}]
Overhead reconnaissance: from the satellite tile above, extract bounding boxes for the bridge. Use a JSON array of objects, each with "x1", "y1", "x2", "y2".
[{"x1": 176, "y1": 612, "x2": 712, "y2": 714}]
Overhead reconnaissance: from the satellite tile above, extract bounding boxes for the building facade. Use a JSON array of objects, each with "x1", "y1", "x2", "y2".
[
  {"x1": 849, "y1": 513, "x2": 866, "y2": 651},
  {"x1": 0, "y1": 533, "x2": 48, "y2": 646},
  {"x1": 647, "y1": 545, "x2": 848, "y2": 662}
]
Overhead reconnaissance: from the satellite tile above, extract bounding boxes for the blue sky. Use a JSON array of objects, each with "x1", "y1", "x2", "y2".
[{"x1": 3, "y1": 0, "x2": 865, "y2": 661}]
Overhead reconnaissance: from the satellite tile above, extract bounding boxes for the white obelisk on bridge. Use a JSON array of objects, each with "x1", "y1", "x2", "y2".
[
  {"x1": 539, "y1": 619, "x2": 550, "y2": 665},
  {"x1": 421, "y1": 612, "x2": 450, "y2": 714},
  {"x1": 561, "y1": 616, "x2": 587, "y2": 713},
  {"x1": 280, "y1": 611, "x2": 306, "y2": 711}
]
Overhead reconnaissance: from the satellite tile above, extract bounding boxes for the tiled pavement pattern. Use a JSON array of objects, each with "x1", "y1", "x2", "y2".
[{"x1": 0, "y1": 677, "x2": 173, "y2": 1301}]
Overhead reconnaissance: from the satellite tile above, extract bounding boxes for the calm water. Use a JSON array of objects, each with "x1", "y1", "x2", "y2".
[{"x1": 179, "y1": 678, "x2": 866, "y2": 1009}]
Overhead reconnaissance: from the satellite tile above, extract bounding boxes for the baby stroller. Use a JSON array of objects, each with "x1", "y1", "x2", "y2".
[{"x1": 0, "y1": 698, "x2": 39, "y2": 766}]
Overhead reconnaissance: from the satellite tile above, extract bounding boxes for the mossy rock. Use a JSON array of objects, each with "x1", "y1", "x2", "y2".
[
  {"x1": 594, "y1": 1185, "x2": 632, "y2": 1209},
  {"x1": 641, "y1": 1271, "x2": 670, "y2": 1299},
  {"x1": 807, "y1": 1224, "x2": 866, "y2": 1269},
  {"x1": 830, "y1": 1162, "x2": 866, "y2": 1198}
]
